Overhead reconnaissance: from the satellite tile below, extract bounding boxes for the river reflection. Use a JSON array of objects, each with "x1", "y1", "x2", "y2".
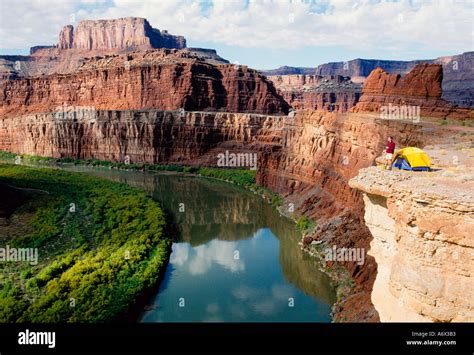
[{"x1": 64, "y1": 166, "x2": 336, "y2": 322}]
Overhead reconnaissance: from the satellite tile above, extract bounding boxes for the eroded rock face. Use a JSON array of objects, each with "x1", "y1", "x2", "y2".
[
  {"x1": 0, "y1": 50, "x2": 289, "y2": 116},
  {"x1": 58, "y1": 17, "x2": 185, "y2": 50},
  {"x1": 350, "y1": 166, "x2": 474, "y2": 322},
  {"x1": 58, "y1": 25, "x2": 74, "y2": 49},
  {"x1": 316, "y1": 52, "x2": 474, "y2": 108},
  {"x1": 0, "y1": 17, "x2": 191, "y2": 80},
  {"x1": 0, "y1": 108, "x2": 466, "y2": 321},
  {"x1": 267, "y1": 75, "x2": 362, "y2": 112},
  {"x1": 352, "y1": 64, "x2": 474, "y2": 120}
]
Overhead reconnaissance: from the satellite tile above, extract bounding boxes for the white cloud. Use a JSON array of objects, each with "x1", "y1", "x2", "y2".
[
  {"x1": 171, "y1": 240, "x2": 245, "y2": 275},
  {"x1": 0, "y1": 0, "x2": 471, "y2": 55}
]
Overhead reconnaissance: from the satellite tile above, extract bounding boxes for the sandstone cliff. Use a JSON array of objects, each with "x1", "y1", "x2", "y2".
[
  {"x1": 316, "y1": 52, "x2": 474, "y2": 108},
  {"x1": 0, "y1": 17, "x2": 194, "y2": 80},
  {"x1": 267, "y1": 75, "x2": 361, "y2": 112},
  {"x1": 352, "y1": 64, "x2": 473, "y2": 120},
  {"x1": 349, "y1": 143, "x2": 474, "y2": 322},
  {"x1": 58, "y1": 17, "x2": 186, "y2": 50},
  {"x1": 0, "y1": 50, "x2": 289, "y2": 116}
]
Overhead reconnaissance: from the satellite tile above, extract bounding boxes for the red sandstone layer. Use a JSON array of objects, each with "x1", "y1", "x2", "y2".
[
  {"x1": 0, "y1": 50, "x2": 289, "y2": 116},
  {"x1": 352, "y1": 64, "x2": 473, "y2": 120}
]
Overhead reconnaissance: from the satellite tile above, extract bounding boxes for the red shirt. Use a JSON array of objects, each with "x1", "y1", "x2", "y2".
[{"x1": 386, "y1": 141, "x2": 395, "y2": 154}]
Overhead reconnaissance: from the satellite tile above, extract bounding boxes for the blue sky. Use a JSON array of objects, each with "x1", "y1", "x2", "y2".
[{"x1": 0, "y1": 0, "x2": 472, "y2": 69}]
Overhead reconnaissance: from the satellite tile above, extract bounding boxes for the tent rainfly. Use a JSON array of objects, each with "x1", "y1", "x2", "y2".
[{"x1": 391, "y1": 147, "x2": 431, "y2": 171}]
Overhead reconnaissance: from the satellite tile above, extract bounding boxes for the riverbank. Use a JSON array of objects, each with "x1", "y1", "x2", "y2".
[
  {"x1": 0, "y1": 151, "x2": 344, "y2": 321},
  {"x1": 0, "y1": 163, "x2": 172, "y2": 322}
]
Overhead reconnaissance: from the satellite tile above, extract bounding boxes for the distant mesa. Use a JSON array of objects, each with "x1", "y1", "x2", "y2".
[
  {"x1": 267, "y1": 74, "x2": 362, "y2": 112},
  {"x1": 0, "y1": 17, "x2": 229, "y2": 80},
  {"x1": 262, "y1": 52, "x2": 474, "y2": 109},
  {"x1": 260, "y1": 66, "x2": 316, "y2": 76},
  {"x1": 57, "y1": 17, "x2": 186, "y2": 51},
  {"x1": 352, "y1": 63, "x2": 474, "y2": 120}
]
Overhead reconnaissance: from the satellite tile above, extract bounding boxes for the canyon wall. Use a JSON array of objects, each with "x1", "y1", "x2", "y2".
[
  {"x1": 316, "y1": 58, "x2": 427, "y2": 83},
  {"x1": 267, "y1": 74, "x2": 361, "y2": 112},
  {"x1": 279, "y1": 91, "x2": 360, "y2": 112},
  {"x1": 350, "y1": 166, "x2": 474, "y2": 322},
  {"x1": 0, "y1": 51, "x2": 289, "y2": 116},
  {"x1": 58, "y1": 17, "x2": 186, "y2": 50},
  {"x1": 316, "y1": 52, "x2": 474, "y2": 108},
  {"x1": 352, "y1": 63, "x2": 474, "y2": 120},
  {"x1": 0, "y1": 108, "x2": 441, "y2": 321}
]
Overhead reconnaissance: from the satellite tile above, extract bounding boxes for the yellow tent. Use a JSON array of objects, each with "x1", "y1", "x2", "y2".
[{"x1": 391, "y1": 147, "x2": 431, "y2": 171}]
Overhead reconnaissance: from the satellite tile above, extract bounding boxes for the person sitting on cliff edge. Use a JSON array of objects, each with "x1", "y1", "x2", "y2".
[{"x1": 385, "y1": 136, "x2": 395, "y2": 170}]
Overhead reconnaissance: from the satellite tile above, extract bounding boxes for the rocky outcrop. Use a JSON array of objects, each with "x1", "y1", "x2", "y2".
[
  {"x1": 267, "y1": 74, "x2": 320, "y2": 88},
  {"x1": 1, "y1": 17, "x2": 194, "y2": 80},
  {"x1": 29, "y1": 46, "x2": 55, "y2": 55},
  {"x1": 0, "y1": 50, "x2": 289, "y2": 116},
  {"x1": 186, "y1": 48, "x2": 229, "y2": 65},
  {"x1": 279, "y1": 91, "x2": 360, "y2": 112},
  {"x1": 352, "y1": 64, "x2": 474, "y2": 120},
  {"x1": 316, "y1": 52, "x2": 474, "y2": 108},
  {"x1": 349, "y1": 154, "x2": 474, "y2": 322},
  {"x1": 58, "y1": 25, "x2": 75, "y2": 49},
  {"x1": 437, "y1": 52, "x2": 474, "y2": 107},
  {"x1": 316, "y1": 58, "x2": 427, "y2": 83},
  {"x1": 58, "y1": 17, "x2": 185, "y2": 50},
  {"x1": 267, "y1": 75, "x2": 361, "y2": 112}
]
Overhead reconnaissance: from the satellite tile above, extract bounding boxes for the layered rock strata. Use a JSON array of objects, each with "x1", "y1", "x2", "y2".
[
  {"x1": 316, "y1": 52, "x2": 474, "y2": 108},
  {"x1": 58, "y1": 18, "x2": 186, "y2": 51},
  {"x1": 1, "y1": 109, "x2": 453, "y2": 321},
  {"x1": 267, "y1": 75, "x2": 361, "y2": 112},
  {"x1": 0, "y1": 18, "x2": 224, "y2": 80},
  {"x1": 352, "y1": 64, "x2": 474, "y2": 120},
  {"x1": 0, "y1": 50, "x2": 289, "y2": 116},
  {"x1": 349, "y1": 150, "x2": 474, "y2": 322}
]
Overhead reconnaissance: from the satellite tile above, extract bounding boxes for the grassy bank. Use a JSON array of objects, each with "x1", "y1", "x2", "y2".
[
  {"x1": 0, "y1": 151, "x2": 283, "y2": 208},
  {"x1": 0, "y1": 164, "x2": 171, "y2": 322}
]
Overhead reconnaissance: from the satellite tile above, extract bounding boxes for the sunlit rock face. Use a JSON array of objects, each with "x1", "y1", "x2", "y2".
[
  {"x1": 316, "y1": 52, "x2": 474, "y2": 108},
  {"x1": 0, "y1": 50, "x2": 289, "y2": 117},
  {"x1": 351, "y1": 63, "x2": 474, "y2": 120},
  {"x1": 58, "y1": 17, "x2": 186, "y2": 50},
  {"x1": 267, "y1": 74, "x2": 361, "y2": 112},
  {"x1": 350, "y1": 166, "x2": 474, "y2": 322}
]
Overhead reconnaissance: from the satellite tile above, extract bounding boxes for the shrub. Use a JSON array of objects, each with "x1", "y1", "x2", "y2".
[{"x1": 296, "y1": 216, "x2": 315, "y2": 233}]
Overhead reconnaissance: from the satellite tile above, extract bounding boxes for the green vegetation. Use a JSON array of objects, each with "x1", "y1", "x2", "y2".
[
  {"x1": 0, "y1": 152, "x2": 285, "y2": 210},
  {"x1": 0, "y1": 164, "x2": 171, "y2": 322},
  {"x1": 296, "y1": 216, "x2": 315, "y2": 233}
]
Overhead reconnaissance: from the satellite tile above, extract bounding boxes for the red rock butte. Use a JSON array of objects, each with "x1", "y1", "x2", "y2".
[
  {"x1": 58, "y1": 17, "x2": 186, "y2": 51},
  {"x1": 352, "y1": 63, "x2": 473, "y2": 120}
]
